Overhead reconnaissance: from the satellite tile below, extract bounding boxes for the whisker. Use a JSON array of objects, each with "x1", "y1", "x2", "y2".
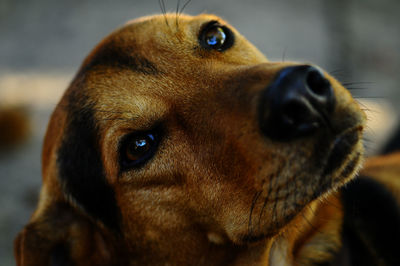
[
  {"x1": 158, "y1": 0, "x2": 165, "y2": 14},
  {"x1": 158, "y1": 0, "x2": 170, "y2": 27},
  {"x1": 179, "y1": 0, "x2": 192, "y2": 15},
  {"x1": 176, "y1": 0, "x2": 192, "y2": 31},
  {"x1": 354, "y1": 99, "x2": 376, "y2": 113},
  {"x1": 271, "y1": 192, "x2": 278, "y2": 227},
  {"x1": 281, "y1": 46, "x2": 288, "y2": 62},
  {"x1": 354, "y1": 96, "x2": 385, "y2": 99},
  {"x1": 175, "y1": 0, "x2": 180, "y2": 28},
  {"x1": 282, "y1": 174, "x2": 291, "y2": 226},
  {"x1": 264, "y1": 175, "x2": 279, "y2": 229},
  {"x1": 364, "y1": 125, "x2": 378, "y2": 140},
  {"x1": 328, "y1": 68, "x2": 345, "y2": 75},
  {"x1": 363, "y1": 136, "x2": 376, "y2": 143},
  {"x1": 361, "y1": 108, "x2": 381, "y2": 115},
  {"x1": 248, "y1": 191, "x2": 262, "y2": 235},
  {"x1": 258, "y1": 196, "x2": 268, "y2": 230},
  {"x1": 342, "y1": 81, "x2": 374, "y2": 86},
  {"x1": 258, "y1": 175, "x2": 273, "y2": 229},
  {"x1": 346, "y1": 87, "x2": 369, "y2": 91}
]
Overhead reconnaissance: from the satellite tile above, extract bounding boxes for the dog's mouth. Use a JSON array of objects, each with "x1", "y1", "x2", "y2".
[
  {"x1": 322, "y1": 126, "x2": 363, "y2": 178},
  {"x1": 307, "y1": 125, "x2": 364, "y2": 201},
  {"x1": 241, "y1": 125, "x2": 363, "y2": 243}
]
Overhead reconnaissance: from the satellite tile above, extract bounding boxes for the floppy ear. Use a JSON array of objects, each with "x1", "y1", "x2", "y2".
[{"x1": 14, "y1": 202, "x2": 121, "y2": 266}]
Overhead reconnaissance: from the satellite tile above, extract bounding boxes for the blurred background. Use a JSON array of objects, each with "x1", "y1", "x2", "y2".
[{"x1": 0, "y1": 0, "x2": 399, "y2": 264}]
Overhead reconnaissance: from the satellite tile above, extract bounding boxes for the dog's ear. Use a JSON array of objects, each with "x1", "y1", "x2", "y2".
[{"x1": 14, "y1": 202, "x2": 120, "y2": 266}]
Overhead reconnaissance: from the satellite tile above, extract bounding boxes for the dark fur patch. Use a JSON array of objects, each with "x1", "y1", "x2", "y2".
[
  {"x1": 49, "y1": 243, "x2": 71, "y2": 266},
  {"x1": 323, "y1": 130, "x2": 359, "y2": 176},
  {"x1": 339, "y1": 176, "x2": 400, "y2": 265},
  {"x1": 80, "y1": 38, "x2": 159, "y2": 75},
  {"x1": 57, "y1": 93, "x2": 121, "y2": 232}
]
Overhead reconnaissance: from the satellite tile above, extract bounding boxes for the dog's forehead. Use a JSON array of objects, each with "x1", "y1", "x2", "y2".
[
  {"x1": 65, "y1": 13, "x2": 268, "y2": 120},
  {"x1": 78, "y1": 13, "x2": 267, "y2": 78},
  {"x1": 123, "y1": 13, "x2": 266, "y2": 59}
]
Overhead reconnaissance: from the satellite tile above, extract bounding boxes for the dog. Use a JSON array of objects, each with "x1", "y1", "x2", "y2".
[{"x1": 14, "y1": 13, "x2": 400, "y2": 265}]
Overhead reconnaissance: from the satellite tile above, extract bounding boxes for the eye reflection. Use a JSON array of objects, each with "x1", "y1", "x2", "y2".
[
  {"x1": 205, "y1": 26, "x2": 226, "y2": 48},
  {"x1": 199, "y1": 21, "x2": 234, "y2": 51}
]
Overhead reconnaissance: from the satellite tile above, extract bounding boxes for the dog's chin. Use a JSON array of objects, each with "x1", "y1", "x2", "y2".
[{"x1": 236, "y1": 127, "x2": 364, "y2": 245}]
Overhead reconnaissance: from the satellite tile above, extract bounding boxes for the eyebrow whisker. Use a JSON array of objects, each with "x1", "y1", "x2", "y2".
[{"x1": 179, "y1": 0, "x2": 192, "y2": 16}]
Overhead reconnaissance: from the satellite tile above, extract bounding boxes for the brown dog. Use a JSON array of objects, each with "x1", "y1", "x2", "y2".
[{"x1": 14, "y1": 14, "x2": 400, "y2": 265}]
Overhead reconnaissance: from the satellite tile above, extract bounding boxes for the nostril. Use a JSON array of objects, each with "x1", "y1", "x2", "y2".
[
  {"x1": 278, "y1": 99, "x2": 320, "y2": 138},
  {"x1": 306, "y1": 69, "x2": 330, "y2": 96},
  {"x1": 282, "y1": 100, "x2": 308, "y2": 126}
]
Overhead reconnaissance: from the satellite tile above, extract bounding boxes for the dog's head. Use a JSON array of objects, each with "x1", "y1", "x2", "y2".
[{"x1": 15, "y1": 14, "x2": 365, "y2": 265}]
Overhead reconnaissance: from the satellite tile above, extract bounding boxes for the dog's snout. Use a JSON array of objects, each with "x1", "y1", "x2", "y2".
[{"x1": 259, "y1": 65, "x2": 335, "y2": 140}]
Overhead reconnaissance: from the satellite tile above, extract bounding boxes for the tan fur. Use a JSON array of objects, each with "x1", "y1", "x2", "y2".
[{"x1": 14, "y1": 14, "x2": 374, "y2": 265}]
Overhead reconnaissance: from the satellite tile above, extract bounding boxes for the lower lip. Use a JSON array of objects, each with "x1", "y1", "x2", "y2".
[{"x1": 323, "y1": 129, "x2": 360, "y2": 176}]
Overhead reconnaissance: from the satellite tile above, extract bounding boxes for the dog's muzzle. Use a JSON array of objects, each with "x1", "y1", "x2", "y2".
[{"x1": 258, "y1": 65, "x2": 335, "y2": 141}]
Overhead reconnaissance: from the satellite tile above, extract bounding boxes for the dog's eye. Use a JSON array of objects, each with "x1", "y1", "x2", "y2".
[
  {"x1": 205, "y1": 27, "x2": 226, "y2": 48},
  {"x1": 120, "y1": 131, "x2": 160, "y2": 170},
  {"x1": 199, "y1": 21, "x2": 234, "y2": 51},
  {"x1": 126, "y1": 134, "x2": 155, "y2": 161}
]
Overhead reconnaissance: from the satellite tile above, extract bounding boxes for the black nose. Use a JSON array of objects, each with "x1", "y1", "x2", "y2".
[{"x1": 258, "y1": 65, "x2": 335, "y2": 141}]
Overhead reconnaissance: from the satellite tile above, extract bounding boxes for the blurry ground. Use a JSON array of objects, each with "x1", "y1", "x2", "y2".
[{"x1": 0, "y1": 0, "x2": 399, "y2": 264}]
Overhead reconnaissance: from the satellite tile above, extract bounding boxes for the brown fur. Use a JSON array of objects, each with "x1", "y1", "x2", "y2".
[
  {"x1": 14, "y1": 13, "x2": 397, "y2": 265},
  {"x1": 0, "y1": 106, "x2": 30, "y2": 150}
]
